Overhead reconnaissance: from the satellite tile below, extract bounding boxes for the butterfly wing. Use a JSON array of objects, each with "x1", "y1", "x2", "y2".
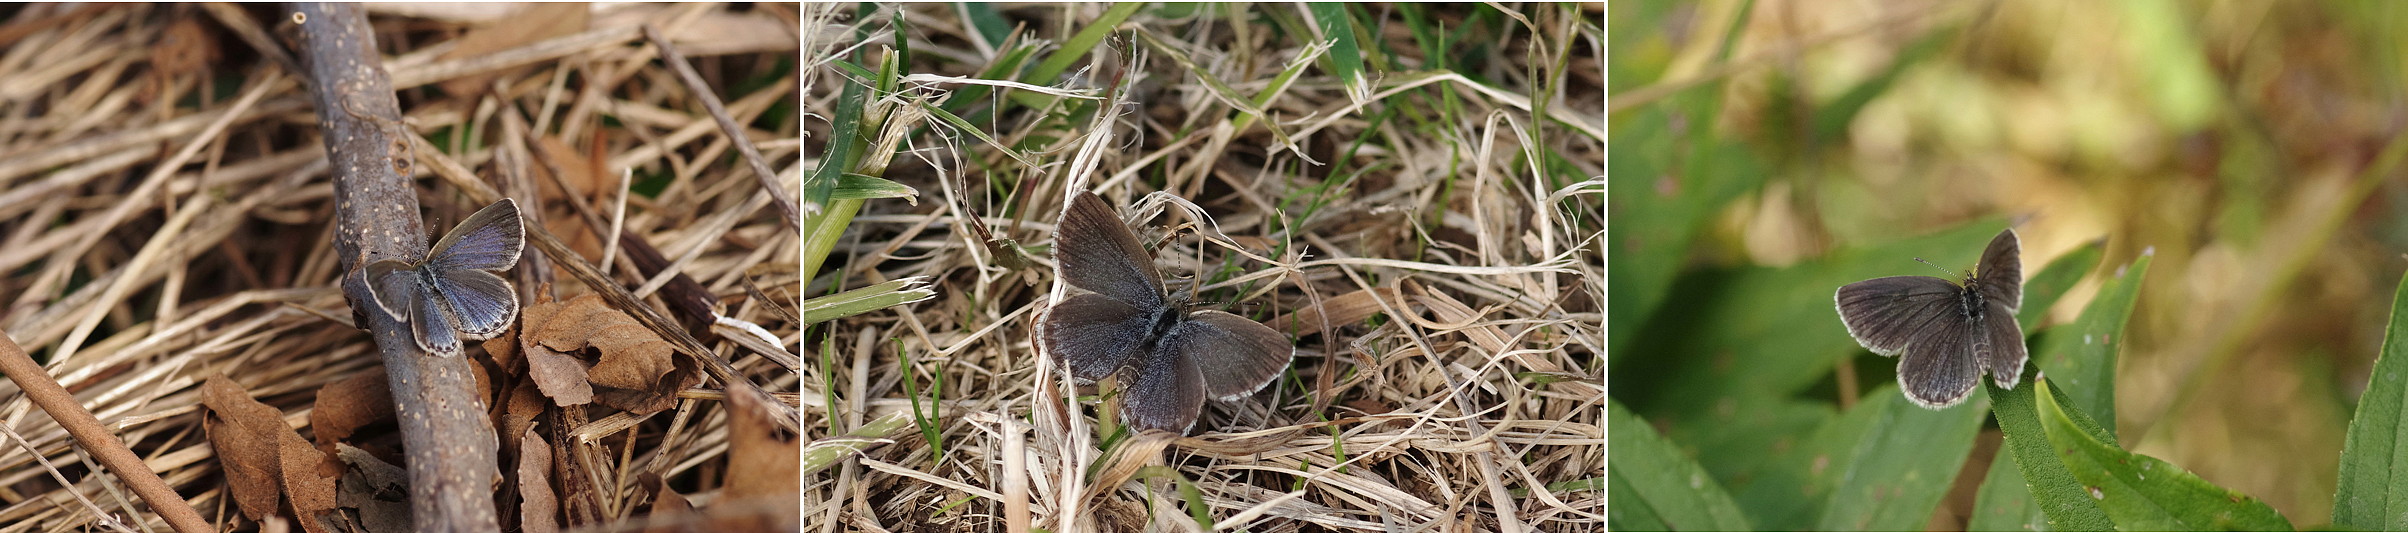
[
  {"x1": 1119, "y1": 335, "x2": 1205, "y2": 434},
  {"x1": 1977, "y1": 229, "x2": 2022, "y2": 313},
  {"x1": 426, "y1": 199, "x2": 525, "y2": 273},
  {"x1": 1897, "y1": 313, "x2": 1982, "y2": 408},
  {"x1": 433, "y1": 268, "x2": 519, "y2": 339},
  {"x1": 411, "y1": 289, "x2": 463, "y2": 358},
  {"x1": 1835, "y1": 276, "x2": 1963, "y2": 356},
  {"x1": 1981, "y1": 301, "x2": 2029, "y2": 390},
  {"x1": 364, "y1": 260, "x2": 422, "y2": 322},
  {"x1": 1169, "y1": 310, "x2": 1293, "y2": 400},
  {"x1": 1038, "y1": 293, "x2": 1156, "y2": 382},
  {"x1": 1053, "y1": 191, "x2": 1166, "y2": 309}
]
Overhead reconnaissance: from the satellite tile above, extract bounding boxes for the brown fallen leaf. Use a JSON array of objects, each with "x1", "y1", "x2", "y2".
[
  {"x1": 334, "y1": 444, "x2": 412, "y2": 533},
  {"x1": 498, "y1": 379, "x2": 551, "y2": 458},
  {"x1": 639, "y1": 472, "x2": 693, "y2": 533},
  {"x1": 518, "y1": 426, "x2": 560, "y2": 533},
  {"x1": 520, "y1": 294, "x2": 692, "y2": 414},
  {"x1": 201, "y1": 374, "x2": 338, "y2": 533},
  {"x1": 526, "y1": 344, "x2": 595, "y2": 407},
  {"x1": 718, "y1": 385, "x2": 799, "y2": 531},
  {"x1": 309, "y1": 370, "x2": 393, "y2": 471}
]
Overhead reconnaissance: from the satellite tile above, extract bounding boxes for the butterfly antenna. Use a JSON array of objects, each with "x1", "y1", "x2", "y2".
[{"x1": 1912, "y1": 257, "x2": 1958, "y2": 277}]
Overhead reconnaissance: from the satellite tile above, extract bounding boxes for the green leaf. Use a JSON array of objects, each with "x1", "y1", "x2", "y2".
[
  {"x1": 1302, "y1": 2, "x2": 1369, "y2": 101},
  {"x1": 830, "y1": 173, "x2": 921, "y2": 202},
  {"x1": 2036, "y1": 250, "x2": 2153, "y2": 436},
  {"x1": 1605, "y1": 100, "x2": 1764, "y2": 368},
  {"x1": 2332, "y1": 270, "x2": 2408, "y2": 529},
  {"x1": 802, "y1": 277, "x2": 938, "y2": 326},
  {"x1": 1986, "y1": 370, "x2": 2116, "y2": 531},
  {"x1": 1608, "y1": 400, "x2": 1752, "y2": 531},
  {"x1": 1969, "y1": 449, "x2": 2046, "y2": 531},
  {"x1": 1817, "y1": 387, "x2": 1986, "y2": 531},
  {"x1": 2037, "y1": 379, "x2": 2292, "y2": 531}
]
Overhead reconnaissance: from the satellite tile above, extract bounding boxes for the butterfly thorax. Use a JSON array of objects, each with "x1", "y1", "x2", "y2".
[{"x1": 1960, "y1": 274, "x2": 1987, "y2": 320}]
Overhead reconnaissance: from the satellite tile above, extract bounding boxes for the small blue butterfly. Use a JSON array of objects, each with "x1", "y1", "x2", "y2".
[{"x1": 366, "y1": 199, "x2": 526, "y2": 358}]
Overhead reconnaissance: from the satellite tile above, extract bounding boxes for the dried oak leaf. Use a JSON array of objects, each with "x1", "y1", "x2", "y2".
[
  {"x1": 309, "y1": 370, "x2": 393, "y2": 468},
  {"x1": 202, "y1": 374, "x2": 338, "y2": 532},
  {"x1": 521, "y1": 294, "x2": 688, "y2": 413}
]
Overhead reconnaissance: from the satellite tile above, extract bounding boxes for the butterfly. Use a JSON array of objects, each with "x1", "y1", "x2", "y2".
[
  {"x1": 1834, "y1": 228, "x2": 2027, "y2": 409},
  {"x1": 1036, "y1": 191, "x2": 1293, "y2": 433},
  {"x1": 365, "y1": 199, "x2": 526, "y2": 358}
]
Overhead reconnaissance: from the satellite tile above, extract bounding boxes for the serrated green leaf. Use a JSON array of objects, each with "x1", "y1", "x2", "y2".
[
  {"x1": 1987, "y1": 369, "x2": 2116, "y2": 531},
  {"x1": 2332, "y1": 270, "x2": 2408, "y2": 530},
  {"x1": 1608, "y1": 401, "x2": 1752, "y2": 531},
  {"x1": 2037, "y1": 380, "x2": 2292, "y2": 531}
]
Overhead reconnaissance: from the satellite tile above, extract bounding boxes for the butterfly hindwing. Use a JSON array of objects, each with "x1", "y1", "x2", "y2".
[
  {"x1": 1170, "y1": 310, "x2": 1293, "y2": 400},
  {"x1": 433, "y1": 267, "x2": 518, "y2": 339},
  {"x1": 1897, "y1": 312, "x2": 1982, "y2": 408}
]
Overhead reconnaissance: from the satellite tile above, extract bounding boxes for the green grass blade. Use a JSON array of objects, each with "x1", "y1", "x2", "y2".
[{"x1": 1302, "y1": 2, "x2": 1368, "y2": 101}]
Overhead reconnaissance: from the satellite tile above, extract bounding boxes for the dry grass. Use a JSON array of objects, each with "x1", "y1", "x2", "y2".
[
  {"x1": 806, "y1": 4, "x2": 1602, "y2": 531},
  {"x1": 0, "y1": 4, "x2": 798, "y2": 531}
]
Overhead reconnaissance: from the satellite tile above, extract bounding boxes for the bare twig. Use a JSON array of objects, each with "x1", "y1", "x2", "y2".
[
  {"x1": 289, "y1": 3, "x2": 500, "y2": 531},
  {"x1": 0, "y1": 333, "x2": 210, "y2": 533}
]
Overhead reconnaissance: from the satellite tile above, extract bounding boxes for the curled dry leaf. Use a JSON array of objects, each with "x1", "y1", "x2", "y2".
[
  {"x1": 309, "y1": 370, "x2": 394, "y2": 466},
  {"x1": 334, "y1": 444, "x2": 412, "y2": 533},
  {"x1": 518, "y1": 427, "x2": 561, "y2": 533},
  {"x1": 202, "y1": 374, "x2": 338, "y2": 533},
  {"x1": 499, "y1": 379, "x2": 551, "y2": 457},
  {"x1": 519, "y1": 294, "x2": 694, "y2": 414}
]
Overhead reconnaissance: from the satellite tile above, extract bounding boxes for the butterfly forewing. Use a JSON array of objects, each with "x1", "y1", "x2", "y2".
[
  {"x1": 1835, "y1": 276, "x2": 1962, "y2": 356},
  {"x1": 1120, "y1": 340, "x2": 1206, "y2": 433},
  {"x1": 1977, "y1": 229, "x2": 2022, "y2": 312},
  {"x1": 1172, "y1": 310, "x2": 1294, "y2": 400},
  {"x1": 1039, "y1": 293, "x2": 1155, "y2": 382},
  {"x1": 426, "y1": 199, "x2": 525, "y2": 273},
  {"x1": 1897, "y1": 314, "x2": 1982, "y2": 408},
  {"x1": 364, "y1": 260, "x2": 421, "y2": 322},
  {"x1": 1055, "y1": 192, "x2": 1166, "y2": 309},
  {"x1": 434, "y1": 268, "x2": 518, "y2": 339}
]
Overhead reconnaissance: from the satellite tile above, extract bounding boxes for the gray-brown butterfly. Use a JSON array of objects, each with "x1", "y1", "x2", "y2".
[
  {"x1": 1834, "y1": 228, "x2": 2027, "y2": 409},
  {"x1": 366, "y1": 199, "x2": 525, "y2": 358},
  {"x1": 1035, "y1": 191, "x2": 1293, "y2": 433}
]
